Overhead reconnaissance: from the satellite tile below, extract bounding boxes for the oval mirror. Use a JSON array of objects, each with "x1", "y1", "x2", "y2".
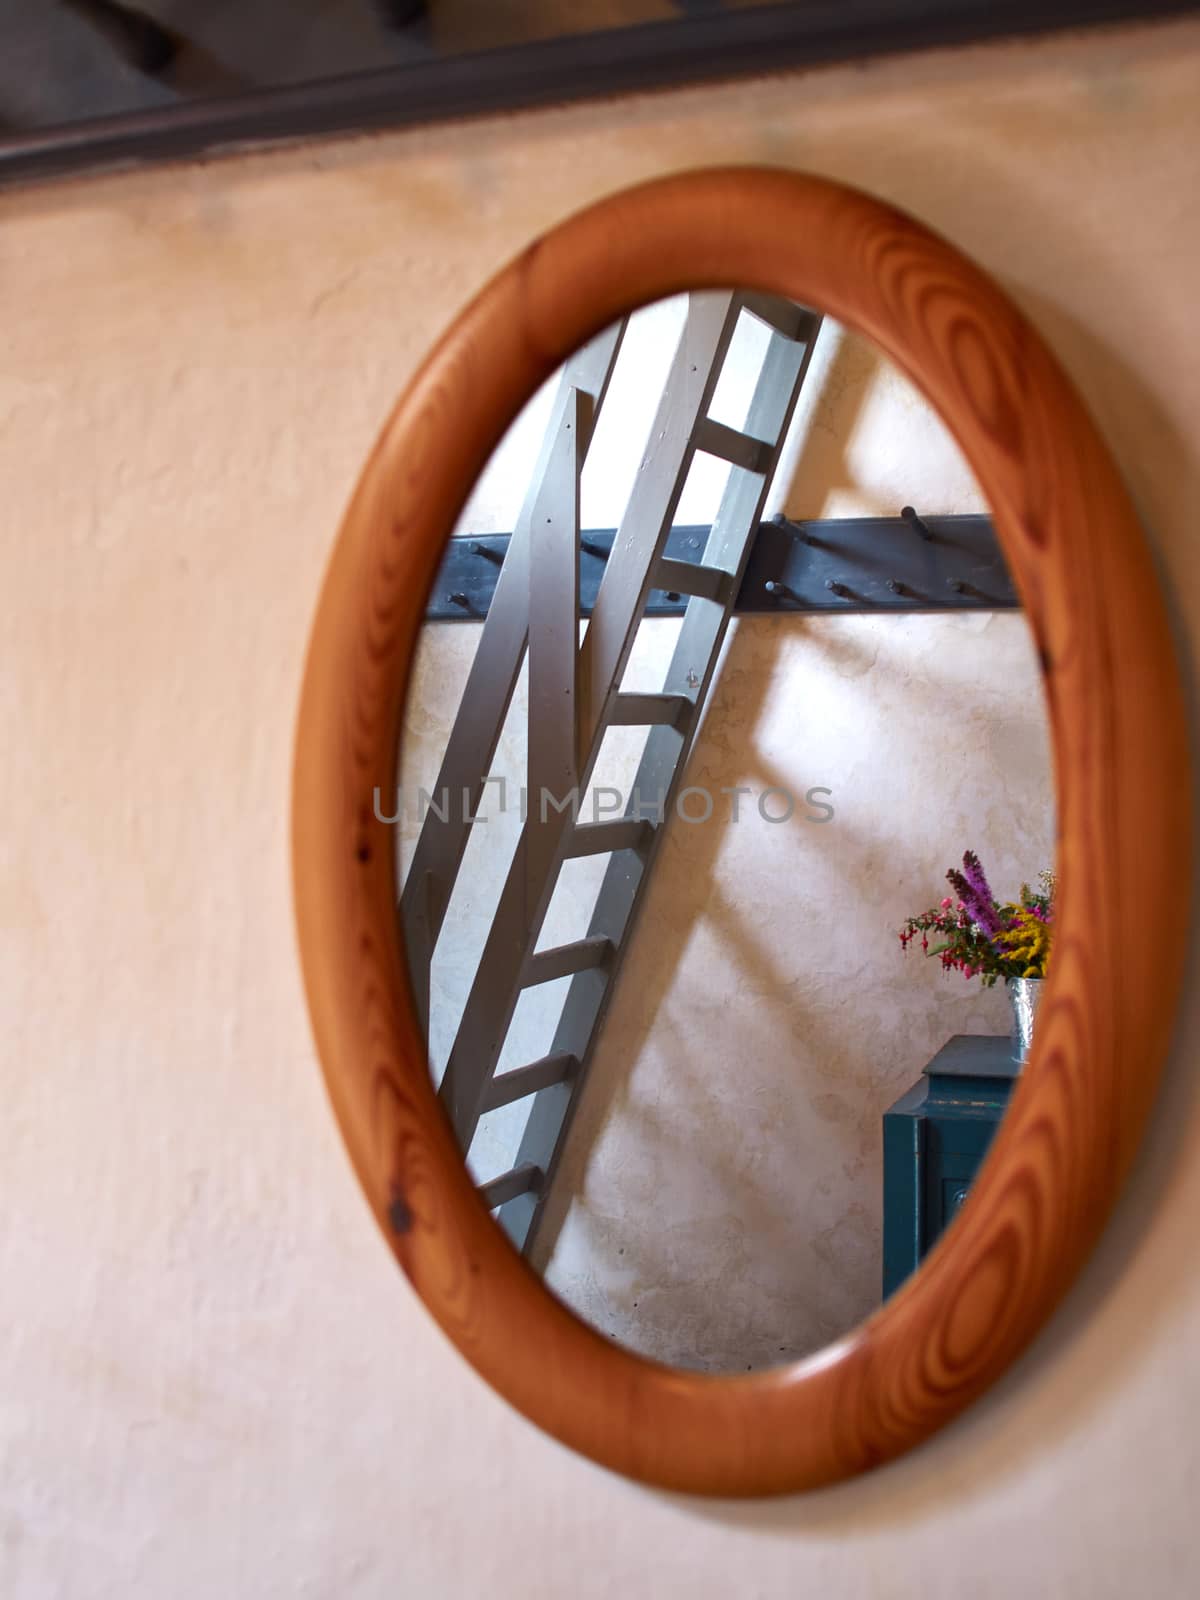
[{"x1": 293, "y1": 169, "x2": 1189, "y2": 1494}]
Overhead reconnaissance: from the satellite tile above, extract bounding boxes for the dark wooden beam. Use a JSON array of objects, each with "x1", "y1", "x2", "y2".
[
  {"x1": 2, "y1": 1, "x2": 1196, "y2": 187},
  {"x1": 425, "y1": 514, "x2": 1019, "y2": 621}
]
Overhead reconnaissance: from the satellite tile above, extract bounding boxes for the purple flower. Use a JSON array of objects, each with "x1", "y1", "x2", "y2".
[
  {"x1": 946, "y1": 853, "x2": 1003, "y2": 937},
  {"x1": 961, "y1": 850, "x2": 996, "y2": 909}
]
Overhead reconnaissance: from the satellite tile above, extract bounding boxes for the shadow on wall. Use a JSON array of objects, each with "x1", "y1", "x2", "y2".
[{"x1": 778, "y1": 323, "x2": 889, "y2": 518}]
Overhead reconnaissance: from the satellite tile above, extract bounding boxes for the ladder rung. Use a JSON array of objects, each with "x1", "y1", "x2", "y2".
[
  {"x1": 524, "y1": 935, "x2": 613, "y2": 986},
  {"x1": 566, "y1": 819, "x2": 654, "y2": 857},
  {"x1": 610, "y1": 692, "x2": 692, "y2": 729},
  {"x1": 694, "y1": 417, "x2": 772, "y2": 474},
  {"x1": 483, "y1": 1054, "x2": 578, "y2": 1113},
  {"x1": 739, "y1": 292, "x2": 815, "y2": 342},
  {"x1": 656, "y1": 557, "x2": 733, "y2": 605},
  {"x1": 478, "y1": 1163, "x2": 543, "y2": 1210}
]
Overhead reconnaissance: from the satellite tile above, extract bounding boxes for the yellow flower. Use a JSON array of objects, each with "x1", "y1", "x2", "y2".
[{"x1": 994, "y1": 906, "x2": 1052, "y2": 978}]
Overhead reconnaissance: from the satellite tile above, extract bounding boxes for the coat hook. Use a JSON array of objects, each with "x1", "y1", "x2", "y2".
[
  {"x1": 469, "y1": 540, "x2": 503, "y2": 564},
  {"x1": 580, "y1": 539, "x2": 609, "y2": 560},
  {"x1": 764, "y1": 579, "x2": 797, "y2": 601},
  {"x1": 447, "y1": 592, "x2": 472, "y2": 610},
  {"x1": 825, "y1": 579, "x2": 854, "y2": 600},
  {"x1": 901, "y1": 505, "x2": 934, "y2": 541},
  {"x1": 886, "y1": 578, "x2": 909, "y2": 597},
  {"x1": 771, "y1": 512, "x2": 810, "y2": 545},
  {"x1": 946, "y1": 577, "x2": 970, "y2": 596}
]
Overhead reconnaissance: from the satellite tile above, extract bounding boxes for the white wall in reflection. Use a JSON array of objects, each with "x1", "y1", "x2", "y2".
[{"x1": 399, "y1": 312, "x2": 1053, "y2": 1369}]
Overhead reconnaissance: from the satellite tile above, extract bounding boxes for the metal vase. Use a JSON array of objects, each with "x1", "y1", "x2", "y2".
[{"x1": 1007, "y1": 976, "x2": 1045, "y2": 1066}]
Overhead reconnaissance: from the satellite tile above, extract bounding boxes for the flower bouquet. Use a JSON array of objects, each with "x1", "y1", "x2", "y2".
[{"x1": 899, "y1": 850, "x2": 1054, "y2": 984}]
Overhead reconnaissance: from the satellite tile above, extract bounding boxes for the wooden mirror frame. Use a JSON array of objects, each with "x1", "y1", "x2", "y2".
[{"x1": 292, "y1": 167, "x2": 1190, "y2": 1496}]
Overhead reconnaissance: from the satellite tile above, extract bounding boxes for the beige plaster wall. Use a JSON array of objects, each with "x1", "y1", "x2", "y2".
[{"x1": 2, "y1": 15, "x2": 1199, "y2": 1597}]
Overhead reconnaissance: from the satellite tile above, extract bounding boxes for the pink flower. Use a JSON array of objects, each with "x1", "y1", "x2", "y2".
[
  {"x1": 940, "y1": 896, "x2": 953, "y2": 909},
  {"x1": 963, "y1": 965, "x2": 975, "y2": 979}
]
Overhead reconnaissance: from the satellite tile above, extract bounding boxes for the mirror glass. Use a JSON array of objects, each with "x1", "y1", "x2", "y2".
[{"x1": 392, "y1": 292, "x2": 1055, "y2": 1372}]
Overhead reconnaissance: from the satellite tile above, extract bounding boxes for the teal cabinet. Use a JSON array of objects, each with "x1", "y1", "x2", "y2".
[{"x1": 882, "y1": 1034, "x2": 1019, "y2": 1299}]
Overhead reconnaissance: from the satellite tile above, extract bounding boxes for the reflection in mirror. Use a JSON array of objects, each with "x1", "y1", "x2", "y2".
[{"x1": 393, "y1": 292, "x2": 1054, "y2": 1372}]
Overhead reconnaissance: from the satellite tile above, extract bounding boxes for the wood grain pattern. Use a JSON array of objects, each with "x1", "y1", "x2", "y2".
[{"x1": 291, "y1": 168, "x2": 1192, "y2": 1495}]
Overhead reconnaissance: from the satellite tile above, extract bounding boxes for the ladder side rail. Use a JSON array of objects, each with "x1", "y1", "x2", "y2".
[{"x1": 527, "y1": 388, "x2": 586, "y2": 894}]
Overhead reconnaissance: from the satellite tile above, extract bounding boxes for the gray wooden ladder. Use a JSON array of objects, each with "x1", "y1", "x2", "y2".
[{"x1": 400, "y1": 291, "x2": 822, "y2": 1255}]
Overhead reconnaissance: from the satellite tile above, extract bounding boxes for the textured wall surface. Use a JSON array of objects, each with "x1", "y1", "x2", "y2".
[
  {"x1": 2, "y1": 15, "x2": 1200, "y2": 1598},
  {"x1": 401, "y1": 305, "x2": 1052, "y2": 1369}
]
